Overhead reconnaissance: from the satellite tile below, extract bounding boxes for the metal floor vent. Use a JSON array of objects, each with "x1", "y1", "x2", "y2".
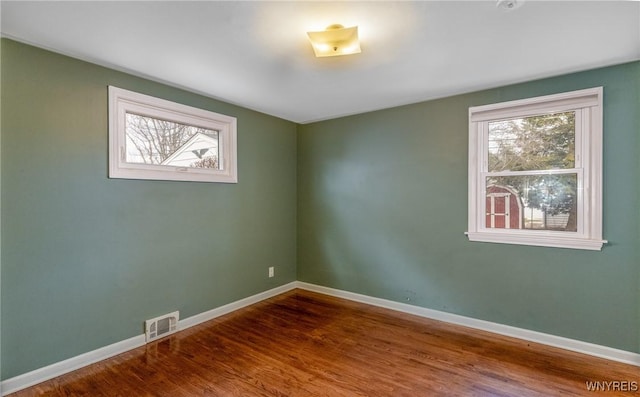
[{"x1": 145, "y1": 311, "x2": 179, "y2": 343}]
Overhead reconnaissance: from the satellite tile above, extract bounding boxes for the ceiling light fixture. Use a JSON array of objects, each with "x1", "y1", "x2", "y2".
[{"x1": 307, "y1": 24, "x2": 361, "y2": 58}]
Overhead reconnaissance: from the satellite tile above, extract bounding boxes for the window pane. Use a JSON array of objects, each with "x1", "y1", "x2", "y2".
[
  {"x1": 488, "y1": 112, "x2": 575, "y2": 172},
  {"x1": 486, "y1": 174, "x2": 577, "y2": 232},
  {"x1": 125, "y1": 113, "x2": 220, "y2": 170}
]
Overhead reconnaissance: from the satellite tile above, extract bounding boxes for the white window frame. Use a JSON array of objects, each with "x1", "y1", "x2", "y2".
[
  {"x1": 466, "y1": 87, "x2": 606, "y2": 250},
  {"x1": 108, "y1": 86, "x2": 237, "y2": 183}
]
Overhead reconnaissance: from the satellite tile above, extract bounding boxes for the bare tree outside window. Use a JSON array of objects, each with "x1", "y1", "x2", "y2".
[
  {"x1": 191, "y1": 156, "x2": 219, "y2": 169},
  {"x1": 125, "y1": 113, "x2": 220, "y2": 169}
]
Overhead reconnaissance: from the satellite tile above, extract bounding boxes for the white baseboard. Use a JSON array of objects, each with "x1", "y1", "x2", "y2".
[
  {"x1": 1, "y1": 334, "x2": 146, "y2": 396},
  {"x1": 1, "y1": 281, "x2": 298, "y2": 396},
  {"x1": 180, "y1": 282, "x2": 297, "y2": 329},
  {"x1": 295, "y1": 281, "x2": 640, "y2": 367},
  {"x1": 3, "y1": 280, "x2": 638, "y2": 395}
]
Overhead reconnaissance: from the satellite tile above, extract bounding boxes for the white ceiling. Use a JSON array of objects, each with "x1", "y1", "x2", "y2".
[{"x1": 2, "y1": 1, "x2": 639, "y2": 123}]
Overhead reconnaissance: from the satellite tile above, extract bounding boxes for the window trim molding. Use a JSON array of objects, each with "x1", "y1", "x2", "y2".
[
  {"x1": 108, "y1": 86, "x2": 238, "y2": 183},
  {"x1": 466, "y1": 87, "x2": 606, "y2": 250}
]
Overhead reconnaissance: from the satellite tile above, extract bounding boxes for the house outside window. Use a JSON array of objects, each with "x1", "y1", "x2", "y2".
[
  {"x1": 109, "y1": 86, "x2": 237, "y2": 183},
  {"x1": 466, "y1": 87, "x2": 606, "y2": 250}
]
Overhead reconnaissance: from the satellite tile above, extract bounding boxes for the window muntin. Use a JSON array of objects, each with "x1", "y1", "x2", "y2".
[
  {"x1": 109, "y1": 87, "x2": 237, "y2": 183},
  {"x1": 467, "y1": 87, "x2": 605, "y2": 250}
]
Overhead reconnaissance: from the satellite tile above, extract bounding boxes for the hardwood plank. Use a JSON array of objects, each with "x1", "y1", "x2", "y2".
[{"x1": 8, "y1": 289, "x2": 639, "y2": 396}]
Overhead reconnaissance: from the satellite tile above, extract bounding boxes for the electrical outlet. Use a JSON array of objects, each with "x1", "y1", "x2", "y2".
[{"x1": 268, "y1": 266, "x2": 274, "y2": 278}]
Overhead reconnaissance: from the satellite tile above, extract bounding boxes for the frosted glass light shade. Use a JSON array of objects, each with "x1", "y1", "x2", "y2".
[{"x1": 307, "y1": 24, "x2": 361, "y2": 57}]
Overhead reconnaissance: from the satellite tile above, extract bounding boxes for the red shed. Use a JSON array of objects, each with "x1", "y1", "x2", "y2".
[{"x1": 486, "y1": 185, "x2": 524, "y2": 229}]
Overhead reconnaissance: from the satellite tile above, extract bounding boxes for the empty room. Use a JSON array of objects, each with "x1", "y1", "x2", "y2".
[{"x1": 1, "y1": 1, "x2": 639, "y2": 396}]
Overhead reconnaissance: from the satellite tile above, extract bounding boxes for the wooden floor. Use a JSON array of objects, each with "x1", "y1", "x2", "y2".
[{"x1": 9, "y1": 289, "x2": 638, "y2": 396}]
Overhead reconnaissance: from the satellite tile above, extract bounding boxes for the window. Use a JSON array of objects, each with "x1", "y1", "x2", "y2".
[
  {"x1": 467, "y1": 87, "x2": 606, "y2": 250},
  {"x1": 109, "y1": 86, "x2": 237, "y2": 183}
]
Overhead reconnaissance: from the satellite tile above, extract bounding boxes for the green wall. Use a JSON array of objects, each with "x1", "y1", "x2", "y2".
[
  {"x1": 0, "y1": 39, "x2": 297, "y2": 379},
  {"x1": 297, "y1": 61, "x2": 640, "y2": 354},
  {"x1": 2, "y1": 37, "x2": 639, "y2": 382}
]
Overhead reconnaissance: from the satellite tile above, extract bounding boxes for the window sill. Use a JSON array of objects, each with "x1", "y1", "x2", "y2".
[
  {"x1": 465, "y1": 232, "x2": 607, "y2": 251},
  {"x1": 110, "y1": 164, "x2": 238, "y2": 183}
]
